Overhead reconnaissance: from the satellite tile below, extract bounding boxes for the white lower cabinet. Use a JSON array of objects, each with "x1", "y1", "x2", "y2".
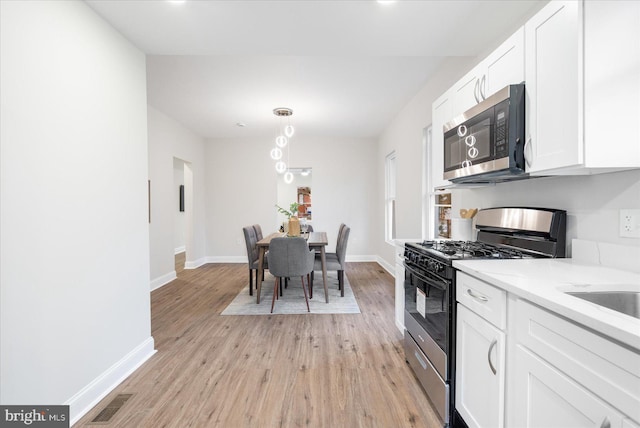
[
  {"x1": 456, "y1": 304, "x2": 505, "y2": 428},
  {"x1": 456, "y1": 272, "x2": 506, "y2": 428},
  {"x1": 455, "y1": 271, "x2": 640, "y2": 428},
  {"x1": 507, "y1": 298, "x2": 640, "y2": 427},
  {"x1": 512, "y1": 345, "x2": 636, "y2": 428},
  {"x1": 394, "y1": 242, "x2": 405, "y2": 332}
]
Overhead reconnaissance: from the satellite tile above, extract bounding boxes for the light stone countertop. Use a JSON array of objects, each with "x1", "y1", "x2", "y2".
[{"x1": 452, "y1": 257, "x2": 640, "y2": 351}]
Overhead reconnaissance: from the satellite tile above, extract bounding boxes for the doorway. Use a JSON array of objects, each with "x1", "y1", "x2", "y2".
[{"x1": 173, "y1": 157, "x2": 193, "y2": 274}]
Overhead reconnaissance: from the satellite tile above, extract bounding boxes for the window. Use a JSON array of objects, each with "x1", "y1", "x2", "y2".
[{"x1": 385, "y1": 151, "x2": 397, "y2": 243}]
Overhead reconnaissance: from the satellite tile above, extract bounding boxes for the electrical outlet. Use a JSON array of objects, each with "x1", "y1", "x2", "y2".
[{"x1": 619, "y1": 209, "x2": 640, "y2": 238}]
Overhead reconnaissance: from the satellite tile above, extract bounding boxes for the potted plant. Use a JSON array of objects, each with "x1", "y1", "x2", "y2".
[{"x1": 275, "y1": 203, "x2": 301, "y2": 236}]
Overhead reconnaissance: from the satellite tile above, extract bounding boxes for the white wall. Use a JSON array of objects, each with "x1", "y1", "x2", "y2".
[
  {"x1": 0, "y1": 0, "x2": 153, "y2": 422},
  {"x1": 377, "y1": 57, "x2": 477, "y2": 266},
  {"x1": 205, "y1": 136, "x2": 377, "y2": 262},
  {"x1": 148, "y1": 106, "x2": 206, "y2": 287}
]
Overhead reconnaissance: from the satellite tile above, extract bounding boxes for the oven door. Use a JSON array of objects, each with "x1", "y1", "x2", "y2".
[{"x1": 403, "y1": 262, "x2": 451, "y2": 373}]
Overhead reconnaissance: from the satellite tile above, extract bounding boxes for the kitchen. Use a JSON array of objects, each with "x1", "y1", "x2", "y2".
[
  {"x1": 391, "y1": 0, "x2": 640, "y2": 426},
  {"x1": 2, "y1": 0, "x2": 639, "y2": 427}
]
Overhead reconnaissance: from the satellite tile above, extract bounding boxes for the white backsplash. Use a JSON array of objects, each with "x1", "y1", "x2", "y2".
[{"x1": 572, "y1": 239, "x2": 640, "y2": 273}]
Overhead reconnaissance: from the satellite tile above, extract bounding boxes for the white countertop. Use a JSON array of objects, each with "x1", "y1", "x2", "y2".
[{"x1": 453, "y1": 258, "x2": 640, "y2": 351}]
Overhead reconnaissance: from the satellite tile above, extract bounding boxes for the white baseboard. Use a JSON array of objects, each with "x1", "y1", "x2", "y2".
[
  {"x1": 203, "y1": 256, "x2": 246, "y2": 263},
  {"x1": 67, "y1": 337, "x2": 156, "y2": 426},
  {"x1": 184, "y1": 257, "x2": 207, "y2": 269},
  {"x1": 174, "y1": 246, "x2": 186, "y2": 255},
  {"x1": 375, "y1": 256, "x2": 395, "y2": 276},
  {"x1": 150, "y1": 271, "x2": 177, "y2": 291}
]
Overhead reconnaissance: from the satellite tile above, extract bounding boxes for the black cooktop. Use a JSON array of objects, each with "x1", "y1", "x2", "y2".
[{"x1": 407, "y1": 240, "x2": 534, "y2": 261}]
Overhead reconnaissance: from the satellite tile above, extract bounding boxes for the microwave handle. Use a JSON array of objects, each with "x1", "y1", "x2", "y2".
[{"x1": 524, "y1": 138, "x2": 533, "y2": 169}]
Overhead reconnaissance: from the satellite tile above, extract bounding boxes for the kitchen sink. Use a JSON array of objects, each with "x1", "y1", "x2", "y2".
[{"x1": 567, "y1": 291, "x2": 640, "y2": 320}]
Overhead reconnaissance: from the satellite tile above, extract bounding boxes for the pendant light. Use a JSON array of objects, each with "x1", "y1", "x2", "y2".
[{"x1": 270, "y1": 107, "x2": 296, "y2": 182}]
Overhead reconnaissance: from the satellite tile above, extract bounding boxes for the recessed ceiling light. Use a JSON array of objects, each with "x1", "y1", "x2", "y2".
[
  {"x1": 236, "y1": 122, "x2": 246, "y2": 128},
  {"x1": 167, "y1": 0, "x2": 186, "y2": 5},
  {"x1": 377, "y1": 0, "x2": 396, "y2": 4}
]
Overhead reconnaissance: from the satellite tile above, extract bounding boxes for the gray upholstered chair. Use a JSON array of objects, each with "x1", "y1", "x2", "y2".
[
  {"x1": 267, "y1": 237, "x2": 314, "y2": 313},
  {"x1": 242, "y1": 225, "x2": 267, "y2": 296},
  {"x1": 253, "y1": 224, "x2": 263, "y2": 241},
  {"x1": 311, "y1": 224, "x2": 350, "y2": 297}
]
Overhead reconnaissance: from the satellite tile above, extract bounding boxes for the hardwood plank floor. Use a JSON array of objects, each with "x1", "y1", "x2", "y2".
[{"x1": 74, "y1": 261, "x2": 441, "y2": 427}]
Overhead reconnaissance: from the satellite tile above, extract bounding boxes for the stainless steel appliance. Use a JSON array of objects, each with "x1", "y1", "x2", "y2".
[
  {"x1": 403, "y1": 207, "x2": 566, "y2": 427},
  {"x1": 443, "y1": 84, "x2": 525, "y2": 184}
]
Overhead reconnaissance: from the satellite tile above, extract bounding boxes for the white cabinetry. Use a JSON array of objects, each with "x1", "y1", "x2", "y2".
[
  {"x1": 455, "y1": 272, "x2": 507, "y2": 428},
  {"x1": 430, "y1": 27, "x2": 524, "y2": 191},
  {"x1": 524, "y1": 0, "x2": 640, "y2": 175},
  {"x1": 394, "y1": 241, "x2": 405, "y2": 333},
  {"x1": 452, "y1": 28, "x2": 525, "y2": 118},
  {"x1": 431, "y1": 90, "x2": 453, "y2": 190},
  {"x1": 509, "y1": 299, "x2": 640, "y2": 427}
]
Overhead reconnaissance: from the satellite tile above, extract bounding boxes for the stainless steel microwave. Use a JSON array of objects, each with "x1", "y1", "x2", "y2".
[{"x1": 443, "y1": 83, "x2": 526, "y2": 184}]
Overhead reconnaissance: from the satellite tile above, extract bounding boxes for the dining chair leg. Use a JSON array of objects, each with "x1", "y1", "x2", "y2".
[
  {"x1": 309, "y1": 272, "x2": 313, "y2": 299},
  {"x1": 271, "y1": 277, "x2": 279, "y2": 313},
  {"x1": 279, "y1": 278, "x2": 283, "y2": 296},
  {"x1": 338, "y1": 270, "x2": 344, "y2": 297},
  {"x1": 301, "y1": 276, "x2": 310, "y2": 312},
  {"x1": 249, "y1": 269, "x2": 254, "y2": 296}
]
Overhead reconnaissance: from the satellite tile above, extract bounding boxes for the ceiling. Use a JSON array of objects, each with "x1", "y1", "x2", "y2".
[{"x1": 85, "y1": 0, "x2": 544, "y2": 140}]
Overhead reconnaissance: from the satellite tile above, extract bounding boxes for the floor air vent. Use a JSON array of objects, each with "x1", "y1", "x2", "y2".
[{"x1": 90, "y1": 393, "x2": 133, "y2": 424}]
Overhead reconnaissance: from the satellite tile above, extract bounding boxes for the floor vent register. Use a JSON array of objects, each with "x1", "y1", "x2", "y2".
[{"x1": 90, "y1": 393, "x2": 134, "y2": 424}]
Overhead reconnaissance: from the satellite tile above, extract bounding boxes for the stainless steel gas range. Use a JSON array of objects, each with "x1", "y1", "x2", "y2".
[{"x1": 403, "y1": 207, "x2": 567, "y2": 427}]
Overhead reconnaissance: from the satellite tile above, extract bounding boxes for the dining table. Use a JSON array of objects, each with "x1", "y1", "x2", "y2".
[{"x1": 256, "y1": 231, "x2": 329, "y2": 304}]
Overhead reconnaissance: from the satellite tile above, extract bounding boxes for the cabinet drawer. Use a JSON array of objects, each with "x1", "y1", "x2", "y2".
[
  {"x1": 515, "y1": 299, "x2": 640, "y2": 423},
  {"x1": 456, "y1": 272, "x2": 506, "y2": 329},
  {"x1": 404, "y1": 334, "x2": 449, "y2": 423}
]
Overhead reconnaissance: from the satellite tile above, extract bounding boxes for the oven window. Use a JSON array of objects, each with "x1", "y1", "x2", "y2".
[{"x1": 404, "y1": 268, "x2": 448, "y2": 351}]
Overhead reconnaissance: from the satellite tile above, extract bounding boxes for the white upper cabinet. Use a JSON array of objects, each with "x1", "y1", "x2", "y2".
[
  {"x1": 483, "y1": 27, "x2": 525, "y2": 99},
  {"x1": 524, "y1": 0, "x2": 640, "y2": 174},
  {"x1": 583, "y1": 1, "x2": 640, "y2": 170},
  {"x1": 431, "y1": 90, "x2": 453, "y2": 190},
  {"x1": 452, "y1": 27, "x2": 525, "y2": 119}
]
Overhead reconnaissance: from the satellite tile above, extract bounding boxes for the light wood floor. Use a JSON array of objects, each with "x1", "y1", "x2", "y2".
[{"x1": 74, "y1": 259, "x2": 441, "y2": 427}]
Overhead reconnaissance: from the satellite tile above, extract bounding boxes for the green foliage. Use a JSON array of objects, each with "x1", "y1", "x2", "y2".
[{"x1": 275, "y1": 202, "x2": 299, "y2": 219}]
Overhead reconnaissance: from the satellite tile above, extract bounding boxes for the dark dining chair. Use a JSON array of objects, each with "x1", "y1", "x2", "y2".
[
  {"x1": 253, "y1": 224, "x2": 264, "y2": 241},
  {"x1": 242, "y1": 225, "x2": 267, "y2": 296},
  {"x1": 267, "y1": 237, "x2": 314, "y2": 313},
  {"x1": 310, "y1": 224, "x2": 350, "y2": 297}
]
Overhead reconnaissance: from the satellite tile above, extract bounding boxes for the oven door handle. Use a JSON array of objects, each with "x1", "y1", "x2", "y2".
[{"x1": 403, "y1": 262, "x2": 449, "y2": 289}]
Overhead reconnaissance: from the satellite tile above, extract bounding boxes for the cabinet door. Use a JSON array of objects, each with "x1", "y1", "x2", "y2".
[
  {"x1": 431, "y1": 91, "x2": 452, "y2": 190},
  {"x1": 456, "y1": 304, "x2": 505, "y2": 428},
  {"x1": 524, "y1": 1, "x2": 582, "y2": 173},
  {"x1": 452, "y1": 67, "x2": 481, "y2": 117},
  {"x1": 484, "y1": 27, "x2": 525, "y2": 97},
  {"x1": 583, "y1": 0, "x2": 640, "y2": 169},
  {"x1": 511, "y1": 345, "x2": 628, "y2": 428},
  {"x1": 394, "y1": 261, "x2": 404, "y2": 332}
]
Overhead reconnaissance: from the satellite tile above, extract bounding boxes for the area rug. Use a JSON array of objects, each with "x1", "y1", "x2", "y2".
[{"x1": 221, "y1": 271, "x2": 361, "y2": 315}]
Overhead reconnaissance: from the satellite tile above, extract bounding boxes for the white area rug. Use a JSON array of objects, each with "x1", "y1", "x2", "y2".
[{"x1": 221, "y1": 271, "x2": 361, "y2": 315}]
